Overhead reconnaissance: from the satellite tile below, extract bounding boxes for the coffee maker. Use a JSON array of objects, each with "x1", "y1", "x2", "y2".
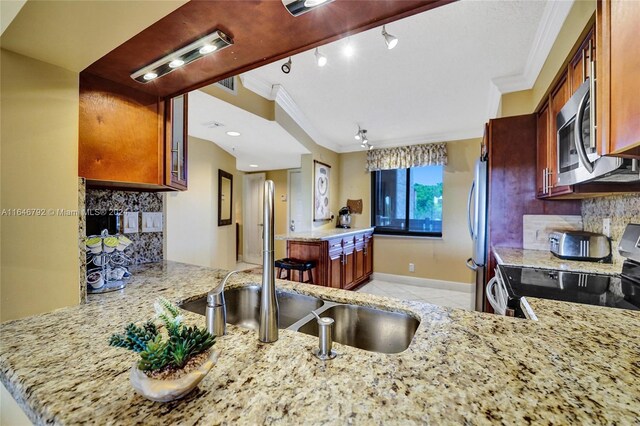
[{"x1": 336, "y1": 206, "x2": 351, "y2": 229}]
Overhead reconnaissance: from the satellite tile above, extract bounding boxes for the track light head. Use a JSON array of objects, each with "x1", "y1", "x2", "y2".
[
  {"x1": 281, "y1": 57, "x2": 292, "y2": 74},
  {"x1": 382, "y1": 25, "x2": 398, "y2": 50},
  {"x1": 315, "y1": 48, "x2": 327, "y2": 67}
]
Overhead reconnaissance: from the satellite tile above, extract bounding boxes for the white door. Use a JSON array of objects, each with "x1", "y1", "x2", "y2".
[
  {"x1": 288, "y1": 169, "x2": 307, "y2": 233},
  {"x1": 243, "y1": 173, "x2": 265, "y2": 264}
]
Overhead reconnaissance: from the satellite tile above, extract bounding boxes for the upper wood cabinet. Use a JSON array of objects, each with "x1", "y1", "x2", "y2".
[
  {"x1": 165, "y1": 94, "x2": 188, "y2": 190},
  {"x1": 569, "y1": 27, "x2": 594, "y2": 95},
  {"x1": 79, "y1": 73, "x2": 188, "y2": 191},
  {"x1": 596, "y1": 0, "x2": 640, "y2": 157}
]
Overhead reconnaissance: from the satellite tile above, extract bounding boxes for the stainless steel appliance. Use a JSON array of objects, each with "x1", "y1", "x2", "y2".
[
  {"x1": 337, "y1": 206, "x2": 351, "y2": 229},
  {"x1": 495, "y1": 223, "x2": 640, "y2": 313},
  {"x1": 549, "y1": 231, "x2": 612, "y2": 262},
  {"x1": 466, "y1": 157, "x2": 488, "y2": 311},
  {"x1": 557, "y1": 78, "x2": 640, "y2": 186}
]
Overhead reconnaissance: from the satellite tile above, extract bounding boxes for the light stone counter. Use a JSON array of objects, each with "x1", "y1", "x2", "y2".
[
  {"x1": 275, "y1": 227, "x2": 374, "y2": 242},
  {"x1": 493, "y1": 246, "x2": 622, "y2": 276},
  {"x1": 1, "y1": 261, "x2": 638, "y2": 424}
]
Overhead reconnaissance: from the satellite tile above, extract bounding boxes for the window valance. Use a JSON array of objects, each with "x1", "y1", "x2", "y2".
[{"x1": 366, "y1": 143, "x2": 448, "y2": 172}]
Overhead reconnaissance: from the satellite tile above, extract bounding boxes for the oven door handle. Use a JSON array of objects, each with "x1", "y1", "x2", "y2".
[{"x1": 574, "y1": 89, "x2": 594, "y2": 174}]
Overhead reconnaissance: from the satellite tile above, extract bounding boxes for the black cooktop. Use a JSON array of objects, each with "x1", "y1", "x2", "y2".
[{"x1": 498, "y1": 264, "x2": 640, "y2": 311}]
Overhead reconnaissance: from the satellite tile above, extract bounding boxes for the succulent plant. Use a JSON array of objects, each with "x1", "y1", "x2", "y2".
[
  {"x1": 109, "y1": 321, "x2": 159, "y2": 352},
  {"x1": 109, "y1": 298, "x2": 215, "y2": 374}
]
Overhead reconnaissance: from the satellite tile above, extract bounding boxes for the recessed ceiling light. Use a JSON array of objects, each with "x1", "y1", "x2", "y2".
[
  {"x1": 315, "y1": 48, "x2": 327, "y2": 67},
  {"x1": 131, "y1": 30, "x2": 233, "y2": 83},
  {"x1": 226, "y1": 131, "x2": 241, "y2": 137},
  {"x1": 249, "y1": 164, "x2": 259, "y2": 168}
]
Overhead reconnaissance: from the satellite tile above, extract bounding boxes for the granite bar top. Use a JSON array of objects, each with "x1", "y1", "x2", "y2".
[
  {"x1": 1, "y1": 261, "x2": 639, "y2": 424},
  {"x1": 275, "y1": 227, "x2": 375, "y2": 242},
  {"x1": 493, "y1": 246, "x2": 622, "y2": 276}
]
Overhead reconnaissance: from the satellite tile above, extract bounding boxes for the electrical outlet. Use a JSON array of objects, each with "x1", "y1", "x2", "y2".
[
  {"x1": 123, "y1": 212, "x2": 139, "y2": 233},
  {"x1": 142, "y1": 212, "x2": 163, "y2": 232},
  {"x1": 409, "y1": 263, "x2": 415, "y2": 273},
  {"x1": 603, "y1": 218, "x2": 611, "y2": 237}
]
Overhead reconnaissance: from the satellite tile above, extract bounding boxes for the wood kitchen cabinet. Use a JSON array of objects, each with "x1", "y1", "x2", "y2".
[
  {"x1": 596, "y1": 0, "x2": 640, "y2": 157},
  {"x1": 534, "y1": 19, "x2": 638, "y2": 199},
  {"x1": 79, "y1": 73, "x2": 188, "y2": 191},
  {"x1": 287, "y1": 231, "x2": 374, "y2": 290}
]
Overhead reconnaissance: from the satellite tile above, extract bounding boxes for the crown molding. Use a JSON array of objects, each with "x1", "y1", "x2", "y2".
[
  {"x1": 492, "y1": 0, "x2": 574, "y2": 94},
  {"x1": 241, "y1": 74, "x2": 341, "y2": 152},
  {"x1": 486, "y1": 80, "x2": 502, "y2": 121},
  {"x1": 239, "y1": 74, "x2": 278, "y2": 100},
  {"x1": 338, "y1": 126, "x2": 484, "y2": 153}
]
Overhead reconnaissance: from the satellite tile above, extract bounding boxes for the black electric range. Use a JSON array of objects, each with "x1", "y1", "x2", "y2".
[{"x1": 498, "y1": 262, "x2": 640, "y2": 312}]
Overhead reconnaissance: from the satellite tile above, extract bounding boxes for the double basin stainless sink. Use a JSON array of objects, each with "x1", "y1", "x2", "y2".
[{"x1": 180, "y1": 285, "x2": 420, "y2": 354}]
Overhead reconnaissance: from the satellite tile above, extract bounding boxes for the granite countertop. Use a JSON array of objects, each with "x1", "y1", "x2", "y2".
[
  {"x1": 275, "y1": 227, "x2": 375, "y2": 241},
  {"x1": 1, "y1": 261, "x2": 639, "y2": 424},
  {"x1": 493, "y1": 246, "x2": 623, "y2": 276}
]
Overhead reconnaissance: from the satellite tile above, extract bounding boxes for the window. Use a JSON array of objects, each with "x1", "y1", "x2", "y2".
[{"x1": 371, "y1": 165, "x2": 443, "y2": 237}]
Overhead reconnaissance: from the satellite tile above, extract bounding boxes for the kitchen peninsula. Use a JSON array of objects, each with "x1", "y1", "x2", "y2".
[
  {"x1": 276, "y1": 228, "x2": 375, "y2": 289},
  {"x1": 1, "y1": 261, "x2": 638, "y2": 424}
]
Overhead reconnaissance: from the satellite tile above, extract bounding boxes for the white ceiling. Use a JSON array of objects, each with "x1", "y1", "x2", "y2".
[
  {"x1": 188, "y1": 90, "x2": 310, "y2": 172},
  {"x1": 243, "y1": 0, "x2": 565, "y2": 152}
]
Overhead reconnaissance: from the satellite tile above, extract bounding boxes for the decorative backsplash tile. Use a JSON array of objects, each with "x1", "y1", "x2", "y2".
[
  {"x1": 78, "y1": 178, "x2": 87, "y2": 303},
  {"x1": 85, "y1": 189, "x2": 164, "y2": 265},
  {"x1": 582, "y1": 194, "x2": 640, "y2": 265}
]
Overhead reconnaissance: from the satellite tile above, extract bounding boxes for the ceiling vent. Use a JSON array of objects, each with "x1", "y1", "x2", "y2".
[{"x1": 215, "y1": 76, "x2": 237, "y2": 95}]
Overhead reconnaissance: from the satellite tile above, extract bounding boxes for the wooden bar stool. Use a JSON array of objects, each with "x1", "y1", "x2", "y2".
[{"x1": 274, "y1": 258, "x2": 317, "y2": 284}]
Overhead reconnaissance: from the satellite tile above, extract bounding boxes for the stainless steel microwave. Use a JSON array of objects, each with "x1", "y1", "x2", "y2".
[{"x1": 557, "y1": 78, "x2": 639, "y2": 186}]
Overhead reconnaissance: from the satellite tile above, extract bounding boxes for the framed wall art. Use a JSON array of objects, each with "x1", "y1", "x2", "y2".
[{"x1": 313, "y1": 160, "x2": 331, "y2": 221}]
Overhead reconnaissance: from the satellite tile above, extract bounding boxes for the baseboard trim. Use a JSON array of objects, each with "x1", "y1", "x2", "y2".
[{"x1": 372, "y1": 272, "x2": 474, "y2": 293}]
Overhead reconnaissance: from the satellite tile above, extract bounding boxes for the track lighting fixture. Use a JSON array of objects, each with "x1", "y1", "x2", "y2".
[
  {"x1": 344, "y1": 38, "x2": 354, "y2": 57},
  {"x1": 382, "y1": 25, "x2": 398, "y2": 50},
  {"x1": 355, "y1": 127, "x2": 373, "y2": 150},
  {"x1": 130, "y1": 30, "x2": 233, "y2": 83},
  {"x1": 282, "y1": 0, "x2": 334, "y2": 16},
  {"x1": 315, "y1": 48, "x2": 327, "y2": 67},
  {"x1": 281, "y1": 57, "x2": 292, "y2": 74}
]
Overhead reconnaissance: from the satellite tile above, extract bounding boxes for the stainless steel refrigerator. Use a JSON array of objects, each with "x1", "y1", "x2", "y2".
[{"x1": 466, "y1": 157, "x2": 488, "y2": 312}]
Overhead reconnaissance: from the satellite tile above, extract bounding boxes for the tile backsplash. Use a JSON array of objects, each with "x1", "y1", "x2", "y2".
[
  {"x1": 582, "y1": 194, "x2": 640, "y2": 265},
  {"x1": 85, "y1": 188, "x2": 164, "y2": 265}
]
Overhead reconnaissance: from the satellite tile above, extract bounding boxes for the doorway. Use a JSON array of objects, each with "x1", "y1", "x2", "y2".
[
  {"x1": 243, "y1": 173, "x2": 265, "y2": 265},
  {"x1": 288, "y1": 169, "x2": 307, "y2": 233}
]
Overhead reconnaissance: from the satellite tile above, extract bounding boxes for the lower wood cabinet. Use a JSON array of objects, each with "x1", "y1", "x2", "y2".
[{"x1": 286, "y1": 231, "x2": 373, "y2": 290}]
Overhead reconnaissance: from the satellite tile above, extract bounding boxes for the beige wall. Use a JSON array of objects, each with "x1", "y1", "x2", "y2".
[
  {"x1": 200, "y1": 80, "x2": 275, "y2": 121},
  {"x1": 501, "y1": 0, "x2": 595, "y2": 117},
  {"x1": 338, "y1": 139, "x2": 479, "y2": 285},
  {"x1": 165, "y1": 136, "x2": 242, "y2": 270},
  {"x1": 275, "y1": 105, "x2": 340, "y2": 231},
  {"x1": 0, "y1": 49, "x2": 80, "y2": 322},
  {"x1": 339, "y1": 151, "x2": 371, "y2": 229}
]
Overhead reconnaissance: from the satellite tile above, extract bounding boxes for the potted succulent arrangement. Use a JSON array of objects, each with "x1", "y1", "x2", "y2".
[{"x1": 109, "y1": 297, "x2": 218, "y2": 402}]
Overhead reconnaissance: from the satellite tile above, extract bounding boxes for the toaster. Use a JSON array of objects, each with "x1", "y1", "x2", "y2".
[{"x1": 549, "y1": 231, "x2": 612, "y2": 262}]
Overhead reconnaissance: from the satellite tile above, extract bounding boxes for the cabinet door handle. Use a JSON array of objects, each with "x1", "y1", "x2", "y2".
[
  {"x1": 543, "y1": 168, "x2": 548, "y2": 194},
  {"x1": 548, "y1": 169, "x2": 553, "y2": 191}
]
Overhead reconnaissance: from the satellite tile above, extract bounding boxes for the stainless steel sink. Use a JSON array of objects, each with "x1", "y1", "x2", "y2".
[
  {"x1": 296, "y1": 304, "x2": 419, "y2": 354},
  {"x1": 179, "y1": 285, "x2": 324, "y2": 330},
  {"x1": 180, "y1": 286, "x2": 420, "y2": 354}
]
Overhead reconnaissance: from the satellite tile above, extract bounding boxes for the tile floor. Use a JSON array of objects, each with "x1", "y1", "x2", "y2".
[
  {"x1": 236, "y1": 262, "x2": 474, "y2": 311},
  {"x1": 357, "y1": 279, "x2": 474, "y2": 311}
]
